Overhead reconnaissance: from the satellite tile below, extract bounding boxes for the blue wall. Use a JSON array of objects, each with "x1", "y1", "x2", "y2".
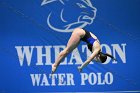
[{"x1": 0, "y1": 0, "x2": 140, "y2": 93}]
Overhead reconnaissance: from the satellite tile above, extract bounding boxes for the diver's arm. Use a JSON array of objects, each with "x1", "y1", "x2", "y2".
[
  {"x1": 80, "y1": 50, "x2": 99, "y2": 69},
  {"x1": 93, "y1": 56, "x2": 100, "y2": 62}
]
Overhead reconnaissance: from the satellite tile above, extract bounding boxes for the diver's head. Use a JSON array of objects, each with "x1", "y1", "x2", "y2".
[
  {"x1": 99, "y1": 52, "x2": 117, "y2": 63},
  {"x1": 99, "y1": 53, "x2": 107, "y2": 63}
]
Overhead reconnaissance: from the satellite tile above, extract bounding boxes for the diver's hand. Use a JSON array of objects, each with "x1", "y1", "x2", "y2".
[
  {"x1": 51, "y1": 64, "x2": 57, "y2": 74},
  {"x1": 77, "y1": 66, "x2": 82, "y2": 72}
]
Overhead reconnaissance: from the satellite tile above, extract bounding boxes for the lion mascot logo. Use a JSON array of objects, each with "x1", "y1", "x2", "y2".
[{"x1": 41, "y1": 0, "x2": 97, "y2": 32}]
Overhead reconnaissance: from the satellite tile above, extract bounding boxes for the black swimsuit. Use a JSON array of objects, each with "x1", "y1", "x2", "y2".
[{"x1": 81, "y1": 30, "x2": 97, "y2": 52}]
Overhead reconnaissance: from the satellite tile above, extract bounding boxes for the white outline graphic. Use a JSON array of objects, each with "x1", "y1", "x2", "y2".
[
  {"x1": 41, "y1": 0, "x2": 97, "y2": 32},
  {"x1": 60, "y1": 9, "x2": 67, "y2": 22}
]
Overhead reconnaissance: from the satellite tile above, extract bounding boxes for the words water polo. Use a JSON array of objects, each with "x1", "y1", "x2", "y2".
[{"x1": 30, "y1": 72, "x2": 113, "y2": 86}]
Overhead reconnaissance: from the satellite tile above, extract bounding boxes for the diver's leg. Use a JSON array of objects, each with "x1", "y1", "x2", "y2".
[{"x1": 52, "y1": 28, "x2": 85, "y2": 73}]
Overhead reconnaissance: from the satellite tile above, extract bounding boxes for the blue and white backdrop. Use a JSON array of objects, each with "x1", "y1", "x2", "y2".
[{"x1": 0, "y1": 0, "x2": 140, "y2": 93}]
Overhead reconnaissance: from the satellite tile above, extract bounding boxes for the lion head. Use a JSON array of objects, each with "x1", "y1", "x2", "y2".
[{"x1": 41, "y1": 0, "x2": 97, "y2": 32}]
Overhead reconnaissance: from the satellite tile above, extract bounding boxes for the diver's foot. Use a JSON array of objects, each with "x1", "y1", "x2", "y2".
[
  {"x1": 77, "y1": 66, "x2": 82, "y2": 72},
  {"x1": 51, "y1": 64, "x2": 57, "y2": 74}
]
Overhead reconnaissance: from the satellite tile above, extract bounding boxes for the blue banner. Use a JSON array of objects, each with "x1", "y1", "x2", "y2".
[{"x1": 0, "y1": 0, "x2": 140, "y2": 93}]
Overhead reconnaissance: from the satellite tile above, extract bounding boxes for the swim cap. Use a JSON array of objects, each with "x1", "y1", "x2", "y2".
[{"x1": 99, "y1": 53, "x2": 107, "y2": 63}]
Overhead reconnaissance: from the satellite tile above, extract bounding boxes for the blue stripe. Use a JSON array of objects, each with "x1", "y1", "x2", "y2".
[{"x1": 87, "y1": 37, "x2": 95, "y2": 45}]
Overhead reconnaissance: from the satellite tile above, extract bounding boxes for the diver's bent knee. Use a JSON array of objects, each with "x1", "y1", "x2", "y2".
[
  {"x1": 73, "y1": 28, "x2": 83, "y2": 34},
  {"x1": 73, "y1": 28, "x2": 85, "y2": 37}
]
